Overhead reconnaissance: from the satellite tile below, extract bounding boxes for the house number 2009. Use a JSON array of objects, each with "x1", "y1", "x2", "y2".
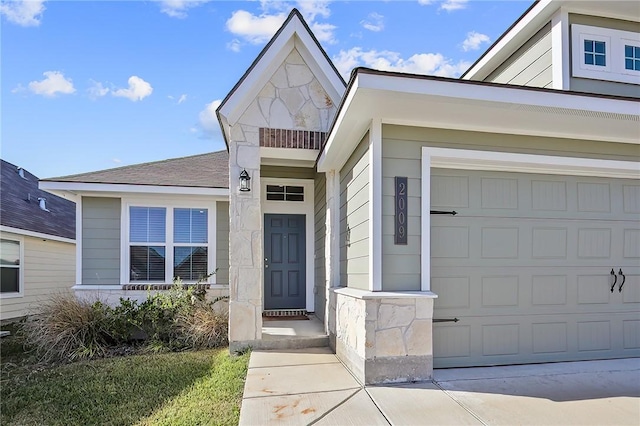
[{"x1": 395, "y1": 177, "x2": 408, "y2": 245}]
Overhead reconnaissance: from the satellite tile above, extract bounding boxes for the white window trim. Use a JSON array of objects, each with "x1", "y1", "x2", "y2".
[
  {"x1": 421, "y1": 147, "x2": 640, "y2": 292},
  {"x1": 571, "y1": 24, "x2": 640, "y2": 85},
  {"x1": 120, "y1": 197, "x2": 217, "y2": 285},
  {"x1": 0, "y1": 234, "x2": 25, "y2": 299},
  {"x1": 262, "y1": 178, "x2": 315, "y2": 312}
]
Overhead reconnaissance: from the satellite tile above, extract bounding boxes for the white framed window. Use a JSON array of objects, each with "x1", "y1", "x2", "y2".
[
  {"x1": 571, "y1": 24, "x2": 640, "y2": 85},
  {"x1": 124, "y1": 201, "x2": 215, "y2": 284},
  {"x1": 1, "y1": 237, "x2": 24, "y2": 298}
]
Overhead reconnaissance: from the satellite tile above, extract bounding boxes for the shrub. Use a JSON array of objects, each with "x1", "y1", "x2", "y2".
[
  {"x1": 23, "y1": 292, "x2": 112, "y2": 361},
  {"x1": 177, "y1": 301, "x2": 229, "y2": 349}
]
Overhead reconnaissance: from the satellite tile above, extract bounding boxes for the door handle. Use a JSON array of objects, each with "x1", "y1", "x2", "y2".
[
  {"x1": 610, "y1": 268, "x2": 617, "y2": 293},
  {"x1": 618, "y1": 269, "x2": 626, "y2": 293},
  {"x1": 265, "y1": 258, "x2": 269, "y2": 269}
]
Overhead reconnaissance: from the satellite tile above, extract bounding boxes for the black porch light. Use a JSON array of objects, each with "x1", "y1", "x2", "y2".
[{"x1": 239, "y1": 169, "x2": 251, "y2": 192}]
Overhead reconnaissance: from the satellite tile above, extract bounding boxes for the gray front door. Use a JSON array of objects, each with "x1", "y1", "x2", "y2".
[{"x1": 264, "y1": 214, "x2": 306, "y2": 310}]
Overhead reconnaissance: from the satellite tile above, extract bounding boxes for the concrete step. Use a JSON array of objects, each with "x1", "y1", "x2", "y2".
[{"x1": 257, "y1": 335, "x2": 329, "y2": 350}]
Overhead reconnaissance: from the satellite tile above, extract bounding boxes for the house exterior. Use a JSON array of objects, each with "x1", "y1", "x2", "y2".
[
  {"x1": 1, "y1": 160, "x2": 76, "y2": 321},
  {"x1": 42, "y1": 1, "x2": 639, "y2": 384}
]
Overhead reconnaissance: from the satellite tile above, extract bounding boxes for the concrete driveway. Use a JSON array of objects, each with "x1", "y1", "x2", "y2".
[{"x1": 239, "y1": 348, "x2": 640, "y2": 425}]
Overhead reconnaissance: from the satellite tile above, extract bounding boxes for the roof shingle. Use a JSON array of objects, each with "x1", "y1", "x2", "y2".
[
  {"x1": 42, "y1": 151, "x2": 229, "y2": 189},
  {"x1": 1, "y1": 159, "x2": 76, "y2": 240}
]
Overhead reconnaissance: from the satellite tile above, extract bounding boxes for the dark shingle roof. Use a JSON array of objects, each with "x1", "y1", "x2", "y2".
[
  {"x1": 43, "y1": 151, "x2": 229, "y2": 189},
  {"x1": 1, "y1": 159, "x2": 76, "y2": 240}
]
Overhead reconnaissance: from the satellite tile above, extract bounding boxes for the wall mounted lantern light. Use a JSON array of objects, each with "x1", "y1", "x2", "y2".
[{"x1": 239, "y1": 169, "x2": 251, "y2": 192}]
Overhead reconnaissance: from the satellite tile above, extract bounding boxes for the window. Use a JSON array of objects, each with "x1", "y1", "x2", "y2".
[
  {"x1": 584, "y1": 40, "x2": 606, "y2": 66},
  {"x1": 1, "y1": 239, "x2": 21, "y2": 294},
  {"x1": 128, "y1": 206, "x2": 211, "y2": 283},
  {"x1": 625, "y1": 45, "x2": 640, "y2": 71},
  {"x1": 266, "y1": 185, "x2": 304, "y2": 202},
  {"x1": 173, "y1": 208, "x2": 208, "y2": 281},
  {"x1": 571, "y1": 24, "x2": 640, "y2": 85},
  {"x1": 129, "y1": 207, "x2": 166, "y2": 281}
]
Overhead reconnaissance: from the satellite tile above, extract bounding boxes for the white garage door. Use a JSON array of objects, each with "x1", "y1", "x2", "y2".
[{"x1": 431, "y1": 169, "x2": 640, "y2": 368}]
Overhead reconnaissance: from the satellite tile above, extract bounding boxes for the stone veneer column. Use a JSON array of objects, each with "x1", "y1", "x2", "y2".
[
  {"x1": 228, "y1": 123, "x2": 263, "y2": 351},
  {"x1": 333, "y1": 288, "x2": 437, "y2": 385}
]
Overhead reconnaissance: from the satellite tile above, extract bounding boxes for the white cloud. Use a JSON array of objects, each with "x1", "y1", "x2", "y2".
[
  {"x1": 112, "y1": 158, "x2": 122, "y2": 164},
  {"x1": 28, "y1": 71, "x2": 75, "y2": 97},
  {"x1": 226, "y1": 10, "x2": 287, "y2": 44},
  {"x1": 0, "y1": 0, "x2": 45, "y2": 27},
  {"x1": 226, "y1": 0, "x2": 337, "y2": 47},
  {"x1": 227, "y1": 38, "x2": 242, "y2": 52},
  {"x1": 11, "y1": 83, "x2": 25, "y2": 94},
  {"x1": 332, "y1": 48, "x2": 470, "y2": 80},
  {"x1": 461, "y1": 31, "x2": 490, "y2": 52},
  {"x1": 418, "y1": 0, "x2": 468, "y2": 12},
  {"x1": 87, "y1": 80, "x2": 109, "y2": 99},
  {"x1": 441, "y1": 0, "x2": 468, "y2": 12},
  {"x1": 361, "y1": 12, "x2": 384, "y2": 32},
  {"x1": 112, "y1": 76, "x2": 153, "y2": 101},
  {"x1": 198, "y1": 99, "x2": 222, "y2": 137},
  {"x1": 177, "y1": 94, "x2": 187, "y2": 104},
  {"x1": 159, "y1": 0, "x2": 209, "y2": 19}
]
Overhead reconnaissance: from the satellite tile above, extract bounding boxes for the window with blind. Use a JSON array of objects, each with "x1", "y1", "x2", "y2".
[
  {"x1": 1, "y1": 239, "x2": 21, "y2": 294},
  {"x1": 129, "y1": 206, "x2": 210, "y2": 283}
]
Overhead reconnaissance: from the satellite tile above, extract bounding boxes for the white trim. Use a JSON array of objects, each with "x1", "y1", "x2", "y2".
[
  {"x1": 0, "y1": 234, "x2": 24, "y2": 299},
  {"x1": 369, "y1": 119, "x2": 382, "y2": 291},
  {"x1": 0, "y1": 225, "x2": 75, "y2": 244},
  {"x1": 40, "y1": 181, "x2": 229, "y2": 197},
  {"x1": 326, "y1": 170, "x2": 341, "y2": 289},
  {"x1": 261, "y1": 178, "x2": 315, "y2": 312},
  {"x1": 334, "y1": 287, "x2": 437, "y2": 300},
  {"x1": 76, "y1": 197, "x2": 82, "y2": 285},
  {"x1": 571, "y1": 24, "x2": 640, "y2": 85},
  {"x1": 120, "y1": 195, "x2": 218, "y2": 285},
  {"x1": 551, "y1": 8, "x2": 570, "y2": 90},
  {"x1": 421, "y1": 147, "x2": 640, "y2": 293}
]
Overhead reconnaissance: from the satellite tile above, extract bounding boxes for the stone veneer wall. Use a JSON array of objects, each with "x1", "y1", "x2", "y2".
[
  {"x1": 332, "y1": 288, "x2": 436, "y2": 385},
  {"x1": 228, "y1": 48, "x2": 336, "y2": 350}
]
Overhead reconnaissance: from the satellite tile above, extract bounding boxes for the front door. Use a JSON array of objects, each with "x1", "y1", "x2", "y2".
[{"x1": 264, "y1": 214, "x2": 306, "y2": 310}]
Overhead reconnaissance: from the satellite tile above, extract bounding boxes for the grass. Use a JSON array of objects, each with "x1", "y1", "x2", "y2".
[{"x1": 1, "y1": 327, "x2": 249, "y2": 426}]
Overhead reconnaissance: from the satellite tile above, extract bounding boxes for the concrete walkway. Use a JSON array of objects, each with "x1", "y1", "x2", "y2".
[{"x1": 239, "y1": 347, "x2": 640, "y2": 425}]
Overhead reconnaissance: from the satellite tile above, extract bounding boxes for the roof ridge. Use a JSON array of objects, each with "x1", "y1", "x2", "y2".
[{"x1": 44, "y1": 150, "x2": 227, "y2": 181}]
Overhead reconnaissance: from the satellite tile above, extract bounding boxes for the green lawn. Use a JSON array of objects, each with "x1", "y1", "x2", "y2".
[{"x1": 1, "y1": 331, "x2": 249, "y2": 426}]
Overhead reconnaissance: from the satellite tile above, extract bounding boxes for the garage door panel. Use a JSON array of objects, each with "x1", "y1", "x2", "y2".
[{"x1": 432, "y1": 170, "x2": 640, "y2": 368}]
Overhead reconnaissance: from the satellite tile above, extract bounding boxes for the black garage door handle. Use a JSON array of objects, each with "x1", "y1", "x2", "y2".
[
  {"x1": 610, "y1": 268, "x2": 617, "y2": 293},
  {"x1": 619, "y1": 269, "x2": 626, "y2": 293}
]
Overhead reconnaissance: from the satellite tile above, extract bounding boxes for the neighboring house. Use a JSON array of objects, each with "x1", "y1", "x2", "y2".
[
  {"x1": 42, "y1": 1, "x2": 640, "y2": 385},
  {"x1": 1, "y1": 160, "x2": 76, "y2": 321}
]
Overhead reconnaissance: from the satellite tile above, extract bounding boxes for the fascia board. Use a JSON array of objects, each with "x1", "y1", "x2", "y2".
[{"x1": 39, "y1": 181, "x2": 230, "y2": 197}]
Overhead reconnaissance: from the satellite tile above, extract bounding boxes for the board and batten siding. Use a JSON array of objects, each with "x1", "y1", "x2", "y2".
[
  {"x1": 381, "y1": 124, "x2": 640, "y2": 292},
  {"x1": 314, "y1": 172, "x2": 326, "y2": 319},
  {"x1": 339, "y1": 134, "x2": 370, "y2": 290},
  {"x1": 569, "y1": 14, "x2": 640, "y2": 98},
  {"x1": 216, "y1": 201, "x2": 230, "y2": 286},
  {"x1": 82, "y1": 197, "x2": 121, "y2": 285},
  {"x1": 485, "y1": 23, "x2": 552, "y2": 88},
  {"x1": 1, "y1": 234, "x2": 75, "y2": 321}
]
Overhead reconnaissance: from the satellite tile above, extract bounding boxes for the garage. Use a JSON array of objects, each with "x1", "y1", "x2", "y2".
[{"x1": 431, "y1": 167, "x2": 640, "y2": 368}]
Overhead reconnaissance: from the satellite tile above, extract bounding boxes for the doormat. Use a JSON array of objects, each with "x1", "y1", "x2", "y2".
[{"x1": 263, "y1": 315, "x2": 309, "y2": 321}]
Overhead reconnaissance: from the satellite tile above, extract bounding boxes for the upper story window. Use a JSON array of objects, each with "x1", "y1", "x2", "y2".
[
  {"x1": 572, "y1": 24, "x2": 640, "y2": 85},
  {"x1": 625, "y1": 45, "x2": 640, "y2": 71},
  {"x1": 584, "y1": 40, "x2": 606, "y2": 66}
]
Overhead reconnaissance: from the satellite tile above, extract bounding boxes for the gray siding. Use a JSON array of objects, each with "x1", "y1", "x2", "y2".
[
  {"x1": 340, "y1": 134, "x2": 370, "y2": 290},
  {"x1": 261, "y1": 165, "x2": 316, "y2": 179},
  {"x1": 216, "y1": 201, "x2": 230, "y2": 286},
  {"x1": 569, "y1": 14, "x2": 640, "y2": 98},
  {"x1": 314, "y1": 172, "x2": 326, "y2": 319},
  {"x1": 82, "y1": 197, "x2": 121, "y2": 285},
  {"x1": 381, "y1": 125, "x2": 640, "y2": 291},
  {"x1": 486, "y1": 23, "x2": 552, "y2": 88}
]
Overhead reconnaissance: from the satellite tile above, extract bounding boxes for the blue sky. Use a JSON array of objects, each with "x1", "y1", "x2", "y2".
[{"x1": 1, "y1": 0, "x2": 532, "y2": 178}]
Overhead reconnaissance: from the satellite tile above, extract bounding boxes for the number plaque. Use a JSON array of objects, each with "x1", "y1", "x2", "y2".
[{"x1": 395, "y1": 177, "x2": 408, "y2": 245}]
